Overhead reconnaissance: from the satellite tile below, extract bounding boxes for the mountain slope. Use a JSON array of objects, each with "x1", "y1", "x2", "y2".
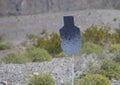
[{"x1": 0, "y1": 0, "x2": 120, "y2": 16}]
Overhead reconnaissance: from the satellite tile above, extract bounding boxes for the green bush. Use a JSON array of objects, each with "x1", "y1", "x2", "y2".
[
  {"x1": 36, "y1": 32, "x2": 62, "y2": 55},
  {"x1": 110, "y1": 44, "x2": 120, "y2": 63},
  {"x1": 110, "y1": 44, "x2": 120, "y2": 53},
  {"x1": 84, "y1": 61, "x2": 100, "y2": 74},
  {"x1": 26, "y1": 74, "x2": 55, "y2": 85},
  {"x1": 81, "y1": 25, "x2": 112, "y2": 46},
  {"x1": 114, "y1": 28, "x2": 120, "y2": 43},
  {"x1": 26, "y1": 31, "x2": 62, "y2": 56},
  {"x1": 80, "y1": 42, "x2": 103, "y2": 54},
  {"x1": 96, "y1": 59, "x2": 120, "y2": 80},
  {"x1": 2, "y1": 52, "x2": 31, "y2": 64},
  {"x1": 26, "y1": 46, "x2": 52, "y2": 62},
  {"x1": 0, "y1": 42, "x2": 12, "y2": 50},
  {"x1": 113, "y1": 53, "x2": 120, "y2": 64},
  {"x1": 77, "y1": 74, "x2": 110, "y2": 85},
  {"x1": 65, "y1": 74, "x2": 110, "y2": 85}
]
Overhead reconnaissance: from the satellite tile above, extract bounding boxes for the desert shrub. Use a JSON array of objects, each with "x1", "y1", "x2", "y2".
[
  {"x1": 80, "y1": 42, "x2": 103, "y2": 54},
  {"x1": 81, "y1": 25, "x2": 112, "y2": 46},
  {"x1": 109, "y1": 44, "x2": 120, "y2": 63},
  {"x1": 114, "y1": 57, "x2": 120, "y2": 64},
  {"x1": 114, "y1": 28, "x2": 120, "y2": 43},
  {"x1": 110, "y1": 44, "x2": 120, "y2": 53},
  {"x1": 113, "y1": 53, "x2": 120, "y2": 64},
  {"x1": 2, "y1": 52, "x2": 31, "y2": 64},
  {"x1": 26, "y1": 34, "x2": 39, "y2": 45},
  {"x1": 26, "y1": 31, "x2": 62, "y2": 56},
  {"x1": 65, "y1": 74, "x2": 110, "y2": 85},
  {"x1": 35, "y1": 32, "x2": 62, "y2": 55},
  {"x1": 0, "y1": 42, "x2": 12, "y2": 50},
  {"x1": 46, "y1": 32, "x2": 62, "y2": 55},
  {"x1": 26, "y1": 74, "x2": 55, "y2": 85},
  {"x1": 77, "y1": 74, "x2": 110, "y2": 85},
  {"x1": 84, "y1": 61, "x2": 100, "y2": 74},
  {"x1": 26, "y1": 46, "x2": 52, "y2": 62},
  {"x1": 96, "y1": 59, "x2": 120, "y2": 80},
  {"x1": 26, "y1": 34, "x2": 38, "y2": 40}
]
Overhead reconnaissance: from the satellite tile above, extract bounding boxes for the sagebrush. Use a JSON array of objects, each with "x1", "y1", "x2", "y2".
[
  {"x1": 26, "y1": 74, "x2": 55, "y2": 85},
  {"x1": 26, "y1": 46, "x2": 52, "y2": 62},
  {"x1": 80, "y1": 42, "x2": 103, "y2": 54},
  {"x1": 2, "y1": 52, "x2": 31, "y2": 64}
]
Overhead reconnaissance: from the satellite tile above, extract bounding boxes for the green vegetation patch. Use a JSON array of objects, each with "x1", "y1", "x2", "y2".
[
  {"x1": 2, "y1": 45, "x2": 52, "y2": 64},
  {"x1": 113, "y1": 53, "x2": 120, "y2": 64},
  {"x1": 65, "y1": 74, "x2": 110, "y2": 85},
  {"x1": 2, "y1": 52, "x2": 31, "y2": 64},
  {"x1": 80, "y1": 42, "x2": 103, "y2": 54},
  {"x1": 26, "y1": 46, "x2": 52, "y2": 62},
  {"x1": 26, "y1": 74, "x2": 55, "y2": 85},
  {"x1": 0, "y1": 42, "x2": 12, "y2": 50},
  {"x1": 96, "y1": 59, "x2": 120, "y2": 80},
  {"x1": 26, "y1": 31, "x2": 62, "y2": 56},
  {"x1": 110, "y1": 44, "x2": 120, "y2": 53},
  {"x1": 77, "y1": 74, "x2": 110, "y2": 85},
  {"x1": 81, "y1": 25, "x2": 112, "y2": 45},
  {"x1": 36, "y1": 32, "x2": 62, "y2": 55}
]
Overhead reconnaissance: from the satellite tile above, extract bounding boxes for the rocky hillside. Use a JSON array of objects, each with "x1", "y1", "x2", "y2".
[{"x1": 0, "y1": 0, "x2": 120, "y2": 16}]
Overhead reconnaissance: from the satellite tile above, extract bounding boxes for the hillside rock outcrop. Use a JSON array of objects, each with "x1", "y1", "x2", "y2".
[{"x1": 0, "y1": 0, "x2": 120, "y2": 16}]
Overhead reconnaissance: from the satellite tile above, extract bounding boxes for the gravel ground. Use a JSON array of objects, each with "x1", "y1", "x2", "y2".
[
  {"x1": 0, "y1": 57, "x2": 73, "y2": 85},
  {"x1": 0, "y1": 54, "x2": 120, "y2": 85}
]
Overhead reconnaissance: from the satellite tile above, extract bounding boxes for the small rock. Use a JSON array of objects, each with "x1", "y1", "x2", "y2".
[
  {"x1": 75, "y1": 71, "x2": 82, "y2": 78},
  {"x1": 32, "y1": 72, "x2": 39, "y2": 76},
  {"x1": 0, "y1": 81, "x2": 9, "y2": 85}
]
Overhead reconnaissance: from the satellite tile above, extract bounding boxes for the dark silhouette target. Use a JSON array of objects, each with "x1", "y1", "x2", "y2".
[{"x1": 59, "y1": 16, "x2": 81, "y2": 54}]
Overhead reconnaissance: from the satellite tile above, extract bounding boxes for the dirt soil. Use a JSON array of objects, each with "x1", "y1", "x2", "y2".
[{"x1": 0, "y1": 9, "x2": 120, "y2": 43}]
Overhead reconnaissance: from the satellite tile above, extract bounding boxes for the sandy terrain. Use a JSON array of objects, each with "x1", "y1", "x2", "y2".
[{"x1": 0, "y1": 9, "x2": 120, "y2": 43}]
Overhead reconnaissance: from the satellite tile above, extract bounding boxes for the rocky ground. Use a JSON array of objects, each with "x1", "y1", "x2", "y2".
[
  {"x1": 0, "y1": 57, "x2": 73, "y2": 85},
  {"x1": 0, "y1": 53, "x2": 120, "y2": 85}
]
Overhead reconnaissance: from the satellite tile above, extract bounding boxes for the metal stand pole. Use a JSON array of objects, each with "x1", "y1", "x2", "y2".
[{"x1": 72, "y1": 54, "x2": 74, "y2": 85}]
